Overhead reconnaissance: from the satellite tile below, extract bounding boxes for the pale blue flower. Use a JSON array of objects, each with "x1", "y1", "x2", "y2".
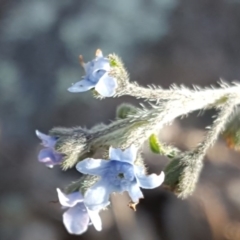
[
  {"x1": 57, "y1": 188, "x2": 102, "y2": 235},
  {"x1": 68, "y1": 50, "x2": 117, "y2": 97},
  {"x1": 36, "y1": 130, "x2": 63, "y2": 168},
  {"x1": 76, "y1": 145, "x2": 165, "y2": 211}
]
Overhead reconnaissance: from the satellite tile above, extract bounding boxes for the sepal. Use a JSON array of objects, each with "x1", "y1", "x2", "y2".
[
  {"x1": 116, "y1": 103, "x2": 138, "y2": 119},
  {"x1": 65, "y1": 175, "x2": 99, "y2": 196},
  {"x1": 163, "y1": 152, "x2": 203, "y2": 199},
  {"x1": 149, "y1": 134, "x2": 180, "y2": 158},
  {"x1": 50, "y1": 127, "x2": 91, "y2": 170}
]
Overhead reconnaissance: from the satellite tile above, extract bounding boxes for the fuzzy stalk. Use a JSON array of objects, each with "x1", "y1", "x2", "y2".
[
  {"x1": 177, "y1": 99, "x2": 235, "y2": 198},
  {"x1": 119, "y1": 82, "x2": 240, "y2": 102},
  {"x1": 90, "y1": 87, "x2": 239, "y2": 151}
]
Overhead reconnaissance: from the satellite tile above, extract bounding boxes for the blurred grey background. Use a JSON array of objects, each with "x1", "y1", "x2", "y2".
[{"x1": 1, "y1": 0, "x2": 240, "y2": 239}]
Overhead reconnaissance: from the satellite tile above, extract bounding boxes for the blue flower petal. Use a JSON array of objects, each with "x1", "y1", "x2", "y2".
[
  {"x1": 92, "y1": 57, "x2": 110, "y2": 73},
  {"x1": 35, "y1": 130, "x2": 56, "y2": 148},
  {"x1": 84, "y1": 178, "x2": 111, "y2": 211},
  {"x1": 135, "y1": 167, "x2": 165, "y2": 189},
  {"x1": 68, "y1": 79, "x2": 95, "y2": 93},
  {"x1": 63, "y1": 203, "x2": 90, "y2": 235},
  {"x1": 83, "y1": 56, "x2": 109, "y2": 73},
  {"x1": 109, "y1": 145, "x2": 137, "y2": 164},
  {"x1": 127, "y1": 182, "x2": 144, "y2": 203},
  {"x1": 108, "y1": 147, "x2": 123, "y2": 161},
  {"x1": 86, "y1": 208, "x2": 102, "y2": 231},
  {"x1": 95, "y1": 74, "x2": 117, "y2": 97},
  {"x1": 84, "y1": 57, "x2": 109, "y2": 83},
  {"x1": 90, "y1": 69, "x2": 106, "y2": 83},
  {"x1": 83, "y1": 60, "x2": 94, "y2": 73},
  {"x1": 38, "y1": 149, "x2": 55, "y2": 167},
  {"x1": 38, "y1": 148, "x2": 62, "y2": 167},
  {"x1": 76, "y1": 159, "x2": 110, "y2": 176},
  {"x1": 57, "y1": 188, "x2": 83, "y2": 207}
]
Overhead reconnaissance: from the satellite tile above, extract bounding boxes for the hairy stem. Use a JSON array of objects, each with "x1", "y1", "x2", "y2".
[
  {"x1": 121, "y1": 82, "x2": 240, "y2": 102},
  {"x1": 90, "y1": 85, "x2": 240, "y2": 149},
  {"x1": 177, "y1": 99, "x2": 235, "y2": 198},
  {"x1": 194, "y1": 100, "x2": 235, "y2": 158}
]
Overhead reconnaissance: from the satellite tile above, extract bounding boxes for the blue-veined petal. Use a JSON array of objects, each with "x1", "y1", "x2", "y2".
[
  {"x1": 109, "y1": 145, "x2": 137, "y2": 164},
  {"x1": 63, "y1": 203, "x2": 89, "y2": 235},
  {"x1": 76, "y1": 158, "x2": 110, "y2": 176},
  {"x1": 126, "y1": 182, "x2": 144, "y2": 203},
  {"x1": 86, "y1": 208, "x2": 102, "y2": 231},
  {"x1": 95, "y1": 74, "x2": 117, "y2": 97},
  {"x1": 84, "y1": 178, "x2": 111, "y2": 211},
  {"x1": 68, "y1": 79, "x2": 95, "y2": 93},
  {"x1": 135, "y1": 166, "x2": 165, "y2": 189},
  {"x1": 57, "y1": 188, "x2": 83, "y2": 207}
]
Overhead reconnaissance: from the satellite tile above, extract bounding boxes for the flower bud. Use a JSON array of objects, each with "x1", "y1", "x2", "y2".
[
  {"x1": 116, "y1": 103, "x2": 138, "y2": 119},
  {"x1": 163, "y1": 153, "x2": 203, "y2": 199},
  {"x1": 50, "y1": 127, "x2": 92, "y2": 170}
]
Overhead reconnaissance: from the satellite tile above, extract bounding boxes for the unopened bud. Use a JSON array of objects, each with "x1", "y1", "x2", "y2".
[
  {"x1": 50, "y1": 127, "x2": 92, "y2": 170},
  {"x1": 116, "y1": 103, "x2": 138, "y2": 119}
]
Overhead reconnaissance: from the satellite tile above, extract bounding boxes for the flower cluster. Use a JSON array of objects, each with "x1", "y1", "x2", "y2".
[
  {"x1": 35, "y1": 48, "x2": 240, "y2": 235},
  {"x1": 36, "y1": 137, "x2": 164, "y2": 234},
  {"x1": 76, "y1": 145, "x2": 164, "y2": 212},
  {"x1": 35, "y1": 50, "x2": 166, "y2": 234}
]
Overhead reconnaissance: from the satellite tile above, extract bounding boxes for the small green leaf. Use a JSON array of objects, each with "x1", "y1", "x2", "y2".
[
  {"x1": 109, "y1": 58, "x2": 118, "y2": 67},
  {"x1": 108, "y1": 54, "x2": 123, "y2": 68},
  {"x1": 149, "y1": 134, "x2": 180, "y2": 158},
  {"x1": 149, "y1": 134, "x2": 161, "y2": 154}
]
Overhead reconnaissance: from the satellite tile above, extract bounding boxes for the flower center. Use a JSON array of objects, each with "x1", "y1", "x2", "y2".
[
  {"x1": 118, "y1": 173, "x2": 124, "y2": 179},
  {"x1": 106, "y1": 161, "x2": 135, "y2": 188}
]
